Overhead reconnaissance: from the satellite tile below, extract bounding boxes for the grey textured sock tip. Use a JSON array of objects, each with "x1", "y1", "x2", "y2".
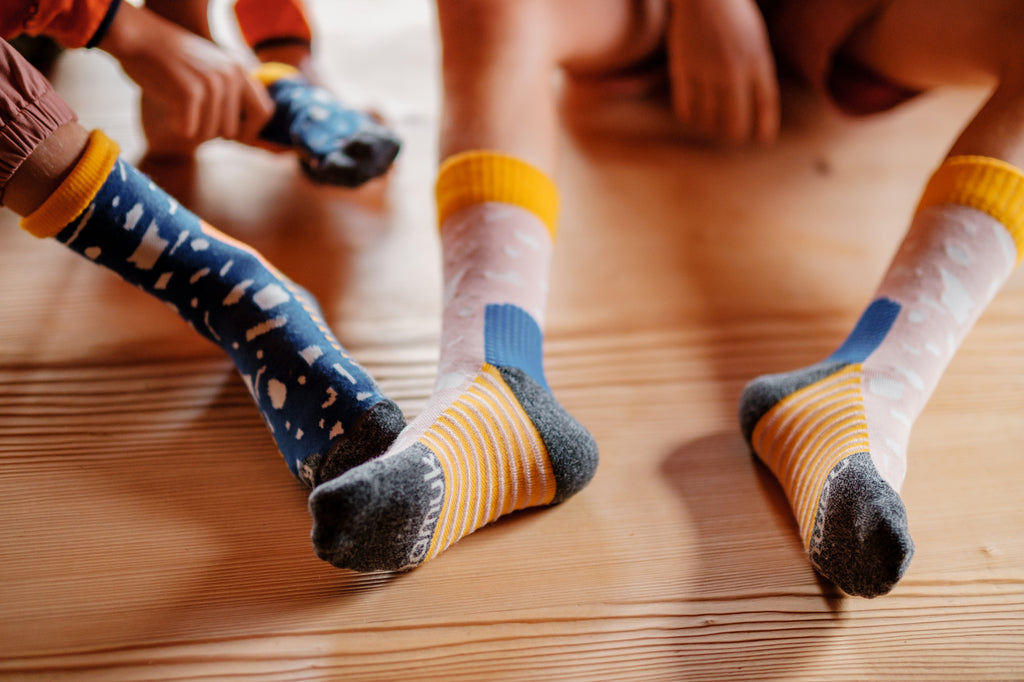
[
  {"x1": 812, "y1": 453, "x2": 914, "y2": 597},
  {"x1": 302, "y1": 398, "x2": 406, "y2": 487},
  {"x1": 309, "y1": 442, "x2": 440, "y2": 572}
]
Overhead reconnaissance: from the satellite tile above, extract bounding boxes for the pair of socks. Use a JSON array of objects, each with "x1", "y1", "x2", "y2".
[{"x1": 254, "y1": 63, "x2": 401, "y2": 187}]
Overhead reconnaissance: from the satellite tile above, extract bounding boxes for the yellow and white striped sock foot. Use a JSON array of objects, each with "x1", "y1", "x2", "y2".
[
  {"x1": 308, "y1": 151, "x2": 598, "y2": 572},
  {"x1": 739, "y1": 155, "x2": 1024, "y2": 597},
  {"x1": 309, "y1": 362, "x2": 596, "y2": 572},
  {"x1": 741, "y1": 358, "x2": 913, "y2": 598}
]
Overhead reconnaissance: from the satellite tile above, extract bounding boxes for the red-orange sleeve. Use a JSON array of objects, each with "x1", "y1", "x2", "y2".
[
  {"x1": 0, "y1": 0, "x2": 120, "y2": 49},
  {"x1": 233, "y1": 0, "x2": 313, "y2": 50}
]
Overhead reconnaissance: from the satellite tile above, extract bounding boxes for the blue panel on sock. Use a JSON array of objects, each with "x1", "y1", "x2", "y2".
[
  {"x1": 484, "y1": 304, "x2": 549, "y2": 391},
  {"x1": 828, "y1": 297, "x2": 902, "y2": 363}
]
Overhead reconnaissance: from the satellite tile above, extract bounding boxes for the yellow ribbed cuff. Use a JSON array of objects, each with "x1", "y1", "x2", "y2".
[
  {"x1": 918, "y1": 155, "x2": 1024, "y2": 263},
  {"x1": 435, "y1": 151, "x2": 559, "y2": 240},
  {"x1": 20, "y1": 129, "x2": 119, "y2": 239},
  {"x1": 252, "y1": 61, "x2": 301, "y2": 86}
]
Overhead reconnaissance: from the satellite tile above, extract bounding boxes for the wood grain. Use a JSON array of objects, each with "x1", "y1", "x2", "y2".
[{"x1": 1, "y1": 1, "x2": 1023, "y2": 679}]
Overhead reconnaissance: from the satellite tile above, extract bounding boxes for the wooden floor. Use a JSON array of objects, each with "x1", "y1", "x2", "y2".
[{"x1": 2, "y1": 1, "x2": 1023, "y2": 679}]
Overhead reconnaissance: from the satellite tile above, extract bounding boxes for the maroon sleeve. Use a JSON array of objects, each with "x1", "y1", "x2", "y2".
[{"x1": 0, "y1": 38, "x2": 76, "y2": 202}]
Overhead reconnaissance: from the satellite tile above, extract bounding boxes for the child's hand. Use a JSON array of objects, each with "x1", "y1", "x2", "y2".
[
  {"x1": 100, "y1": 3, "x2": 274, "y2": 146},
  {"x1": 666, "y1": 0, "x2": 779, "y2": 145}
]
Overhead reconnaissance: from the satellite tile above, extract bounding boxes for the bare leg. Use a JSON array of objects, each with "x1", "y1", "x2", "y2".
[
  {"x1": 308, "y1": 0, "x2": 668, "y2": 571},
  {"x1": 437, "y1": 0, "x2": 666, "y2": 169},
  {"x1": 845, "y1": 0, "x2": 1024, "y2": 162},
  {"x1": 741, "y1": 1, "x2": 1024, "y2": 596},
  {"x1": 3, "y1": 122, "x2": 89, "y2": 217}
]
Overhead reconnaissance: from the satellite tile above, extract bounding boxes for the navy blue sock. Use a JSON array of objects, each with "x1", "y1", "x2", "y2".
[
  {"x1": 256, "y1": 63, "x2": 401, "y2": 187},
  {"x1": 23, "y1": 131, "x2": 404, "y2": 486}
]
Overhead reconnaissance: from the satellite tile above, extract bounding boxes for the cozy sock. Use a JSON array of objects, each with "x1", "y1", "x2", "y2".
[
  {"x1": 22, "y1": 130, "x2": 405, "y2": 487},
  {"x1": 308, "y1": 151, "x2": 599, "y2": 572},
  {"x1": 740, "y1": 156, "x2": 1024, "y2": 597},
  {"x1": 254, "y1": 63, "x2": 401, "y2": 187}
]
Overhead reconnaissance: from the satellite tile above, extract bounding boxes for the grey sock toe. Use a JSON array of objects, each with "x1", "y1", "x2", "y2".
[
  {"x1": 309, "y1": 369, "x2": 598, "y2": 573},
  {"x1": 308, "y1": 442, "x2": 443, "y2": 573},
  {"x1": 497, "y1": 366, "x2": 598, "y2": 504},
  {"x1": 318, "y1": 399, "x2": 406, "y2": 485},
  {"x1": 811, "y1": 453, "x2": 914, "y2": 598},
  {"x1": 298, "y1": 398, "x2": 406, "y2": 488},
  {"x1": 739, "y1": 361, "x2": 849, "y2": 443}
]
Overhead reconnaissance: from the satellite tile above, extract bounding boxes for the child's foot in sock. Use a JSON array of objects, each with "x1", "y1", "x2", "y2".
[
  {"x1": 309, "y1": 151, "x2": 598, "y2": 571},
  {"x1": 739, "y1": 156, "x2": 1024, "y2": 597},
  {"x1": 21, "y1": 130, "x2": 405, "y2": 487},
  {"x1": 310, "y1": 354, "x2": 597, "y2": 572},
  {"x1": 255, "y1": 63, "x2": 401, "y2": 187},
  {"x1": 739, "y1": 336, "x2": 915, "y2": 598}
]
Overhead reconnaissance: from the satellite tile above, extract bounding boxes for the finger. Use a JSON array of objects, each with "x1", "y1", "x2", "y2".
[
  {"x1": 671, "y1": 77, "x2": 693, "y2": 125},
  {"x1": 172, "y1": 86, "x2": 202, "y2": 140},
  {"x1": 238, "y1": 74, "x2": 275, "y2": 143},
  {"x1": 197, "y1": 73, "x2": 224, "y2": 143},
  {"x1": 753, "y1": 62, "x2": 781, "y2": 145},
  {"x1": 720, "y1": 76, "x2": 753, "y2": 145},
  {"x1": 218, "y1": 71, "x2": 243, "y2": 141},
  {"x1": 696, "y1": 79, "x2": 720, "y2": 140}
]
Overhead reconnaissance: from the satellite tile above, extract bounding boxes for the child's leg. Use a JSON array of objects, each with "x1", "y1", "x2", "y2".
[
  {"x1": 740, "y1": 1, "x2": 1024, "y2": 597},
  {"x1": 307, "y1": 0, "x2": 665, "y2": 572},
  {"x1": 3, "y1": 40, "x2": 403, "y2": 487},
  {"x1": 16, "y1": 126, "x2": 405, "y2": 485},
  {"x1": 20, "y1": 127, "x2": 405, "y2": 486}
]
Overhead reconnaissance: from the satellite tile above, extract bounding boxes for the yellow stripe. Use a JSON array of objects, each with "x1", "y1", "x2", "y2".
[
  {"x1": 465, "y1": 382, "x2": 523, "y2": 516},
  {"x1": 918, "y1": 155, "x2": 1024, "y2": 262},
  {"x1": 436, "y1": 413, "x2": 474, "y2": 547},
  {"x1": 480, "y1": 364, "x2": 555, "y2": 507},
  {"x1": 769, "y1": 386, "x2": 857, "y2": 485},
  {"x1": 436, "y1": 151, "x2": 559, "y2": 240},
  {"x1": 421, "y1": 364, "x2": 555, "y2": 560},
  {"x1": 449, "y1": 403, "x2": 496, "y2": 531},
  {"x1": 251, "y1": 61, "x2": 301, "y2": 86},
  {"x1": 459, "y1": 391, "x2": 505, "y2": 524},
  {"x1": 21, "y1": 130, "x2": 119, "y2": 239},
  {"x1": 467, "y1": 376, "x2": 528, "y2": 518},
  {"x1": 782, "y1": 392, "x2": 861, "y2": 488},
  {"x1": 751, "y1": 365, "x2": 869, "y2": 547},
  {"x1": 442, "y1": 411, "x2": 479, "y2": 542},
  {"x1": 421, "y1": 427, "x2": 461, "y2": 553},
  {"x1": 756, "y1": 371, "x2": 858, "y2": 475}
]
